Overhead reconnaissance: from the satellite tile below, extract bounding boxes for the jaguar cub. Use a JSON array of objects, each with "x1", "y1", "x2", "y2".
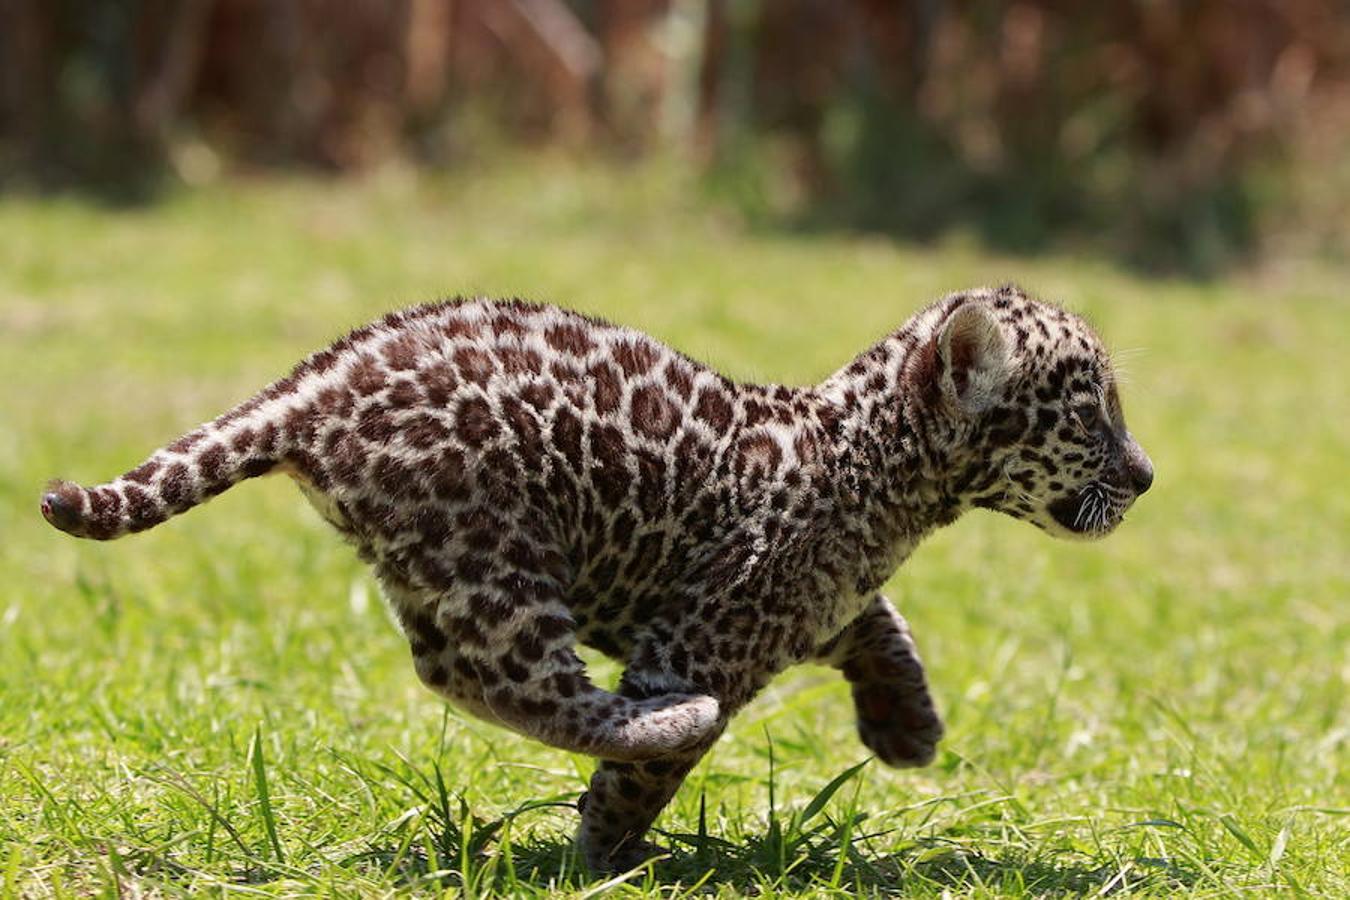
[{"x1": 43, "y1": 285, "x2": 1152, "y2": 871}]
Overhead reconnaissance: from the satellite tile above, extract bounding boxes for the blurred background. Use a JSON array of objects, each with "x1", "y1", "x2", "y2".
[
  {"x1": 3, "y1": 6, "x2": 1349, "y2": 894},
  {"x1": 2, "y1": 0, "x2": 1347, "y2": 274}
]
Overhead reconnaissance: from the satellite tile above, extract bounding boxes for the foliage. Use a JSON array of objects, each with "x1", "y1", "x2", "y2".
[
  {"x1": 0, "y1": 162, "x2": 1346, "y2": 896},
  {"x1": 1, "y1": 1, "x2": 1347, "y2": 270}
]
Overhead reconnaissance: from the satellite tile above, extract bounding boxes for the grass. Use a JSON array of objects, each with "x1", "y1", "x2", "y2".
[{"x1": 0, "y1": 159, "x2": 1346, "y2": 897}]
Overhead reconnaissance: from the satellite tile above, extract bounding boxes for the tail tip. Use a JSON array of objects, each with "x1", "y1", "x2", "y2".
[{"x1": 41, "y1": 480, "x2": 84, "y2": 534}]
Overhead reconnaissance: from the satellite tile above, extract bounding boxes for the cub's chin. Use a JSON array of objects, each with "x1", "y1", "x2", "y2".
[{"x1": 1044, "y1": 485, "x2": 1126, "y2": 541}]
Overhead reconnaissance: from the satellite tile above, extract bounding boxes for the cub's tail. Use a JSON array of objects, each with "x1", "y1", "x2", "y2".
[{"x1": 41, "y1": 389, "x2": 300, "y2": 541}]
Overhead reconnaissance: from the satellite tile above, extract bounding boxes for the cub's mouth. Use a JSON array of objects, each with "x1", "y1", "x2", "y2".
[{"x1": 1047, "y1": 484, "x2": 1127, "y2": 539}]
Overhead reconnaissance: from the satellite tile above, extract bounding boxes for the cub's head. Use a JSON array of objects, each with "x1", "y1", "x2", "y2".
[{"x1": 927, "y1": 285, "x2": 1153, "y2": 539}]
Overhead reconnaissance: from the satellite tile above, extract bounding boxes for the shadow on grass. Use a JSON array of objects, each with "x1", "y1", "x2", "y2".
[
  {"x1": 319, "y1": 814, "x2": 1203, "y2": 896},
  {"x1": 122, "y1": 750, "x2": 1204, "y2": 894},
  {"x1": 307, "y1": 747, "x2": 1208, "y2": 895},
  {"x1": 111, "y1": 799, "x2": 1202, "y2": 895},
  {"x1": 644, "y1": 826, "x2": 1205, "y2": 896}
]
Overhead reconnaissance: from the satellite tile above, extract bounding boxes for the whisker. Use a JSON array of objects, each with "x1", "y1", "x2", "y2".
[{"x1": 1109, "y1": 346, "x2": 1147, "y2": 386}]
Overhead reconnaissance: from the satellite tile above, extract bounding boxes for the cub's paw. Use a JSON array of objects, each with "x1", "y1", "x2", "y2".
[
  {"x1": 852, "y1": 683, "x2": 944, "y2": 768},
  {"x1": 611, "y1": 693, "x2": 721, "y2": 759},
  {"x1": 577, "y1": 834, "x2": 667, "y2": 874}
]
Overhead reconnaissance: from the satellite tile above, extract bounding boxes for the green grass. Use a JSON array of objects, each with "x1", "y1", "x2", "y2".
[{"x1": 1, "y1": 159, "x2": 1346, "y2": 897}]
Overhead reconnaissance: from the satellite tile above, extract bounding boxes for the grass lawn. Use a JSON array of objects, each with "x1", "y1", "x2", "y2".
[{"x1": 1, "y1": 160, "x2": 1346, "y2": 897}]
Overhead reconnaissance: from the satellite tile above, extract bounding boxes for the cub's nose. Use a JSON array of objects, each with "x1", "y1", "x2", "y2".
[
  {"x1": 1125, "y1": 441, "x2": 1153, "y2": 495},
  {"x1": 1131, "y1": 461, "x2": 1154, "y2": 494}
]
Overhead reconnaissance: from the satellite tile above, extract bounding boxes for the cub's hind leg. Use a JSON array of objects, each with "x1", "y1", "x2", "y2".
[
  {"x1": 393, "y1": 602, "x2": 505, "y2": 727},
  {"x1": 389, "y1": 559, "x2": 720, "y2": 762},
  {"x1": 818, "y1": 593, "x2": 944, "y2": 767}
]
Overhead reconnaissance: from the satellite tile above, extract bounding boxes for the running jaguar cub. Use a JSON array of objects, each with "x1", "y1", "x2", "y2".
[{"x1": 42, "y1": 284, "x2": 1152, "y2": 871}]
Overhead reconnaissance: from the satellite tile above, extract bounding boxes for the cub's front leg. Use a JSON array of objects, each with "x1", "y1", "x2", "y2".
[
  {"x1": 817, "y1": 594, "x2": 944, "y2": 767},
  {"x1": 575, "y1": 667, "x2": 732, "y2": 873},
  {"x1": 574, "y1": 621, "x2": 767, "y2": 873}
]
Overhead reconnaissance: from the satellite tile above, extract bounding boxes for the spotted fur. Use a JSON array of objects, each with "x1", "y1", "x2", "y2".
[{"x1": 41, "y1": 284, "x2": 1152, "y2": 871}]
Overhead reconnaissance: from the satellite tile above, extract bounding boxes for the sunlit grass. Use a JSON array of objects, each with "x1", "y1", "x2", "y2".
[{"x1": 1, "y1": 160, "x2": 1345, "y2": 897}]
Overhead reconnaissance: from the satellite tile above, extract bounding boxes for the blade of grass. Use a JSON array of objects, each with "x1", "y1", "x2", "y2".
[
  {"x1": 828, "y1": 771, "x2": 867, "y2": 889},
  {"x1": 1218, "y1": 813, "x2": 1261, "y2": 863},
  {"x1": 248, "y1": 724, "x2": 286, "y2": 864},
  {"x1": 799, "y1": 758, "x2": 870, "y2": 826}
]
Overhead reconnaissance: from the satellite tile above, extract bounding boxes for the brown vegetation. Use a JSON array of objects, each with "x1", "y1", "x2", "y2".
[{"x1": 1, "y1": 1, "x2": 1345, "y2": 268}]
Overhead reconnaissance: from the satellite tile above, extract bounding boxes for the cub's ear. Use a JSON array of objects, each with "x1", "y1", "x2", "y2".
[{"x1": 937, "y1": 301, "x2": 1010, "y2": 414}]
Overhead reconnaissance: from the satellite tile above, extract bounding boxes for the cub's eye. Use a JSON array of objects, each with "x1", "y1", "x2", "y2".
[{"x1": 1072, "y1": 403, "x2": 1101, "y2": 432}]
